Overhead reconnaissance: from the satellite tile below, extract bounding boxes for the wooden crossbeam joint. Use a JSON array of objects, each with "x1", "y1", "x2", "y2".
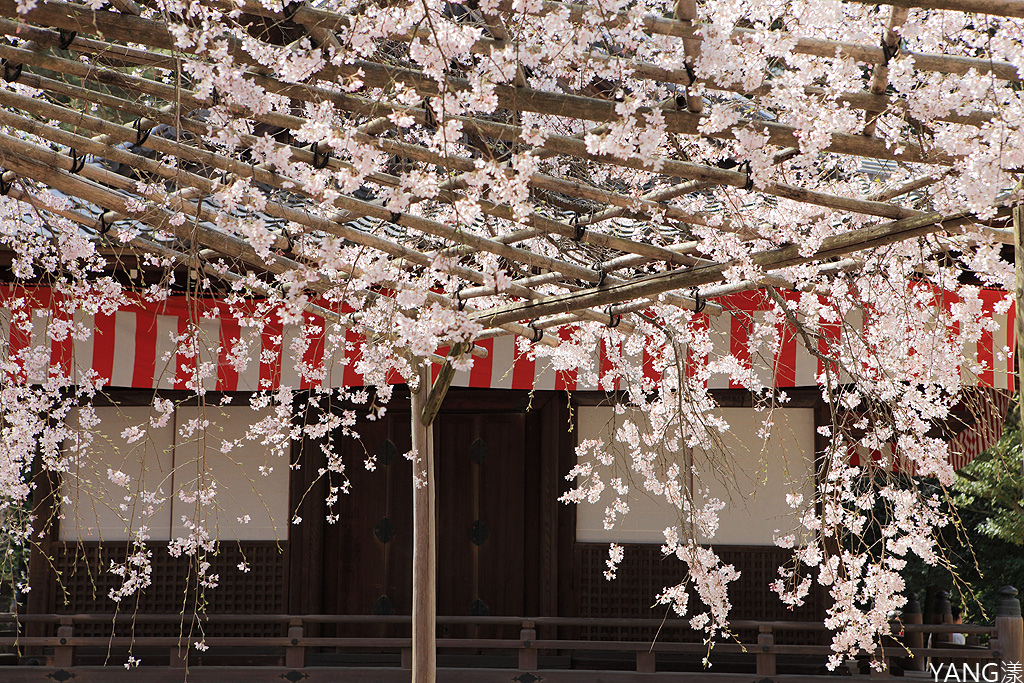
[{"x1": 419, "y1": 342, "x2": 470, "y2": 426}]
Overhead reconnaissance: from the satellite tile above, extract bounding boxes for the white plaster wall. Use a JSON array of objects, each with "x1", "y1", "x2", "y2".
[
  {"x1": 692, "y1": 407, "x2": 815, "y2": 546},
  {"x1": 171, "y1": 406, "x2": 289, "y2": 541},
  {"x1": 575, "y1": 405, "x2": 814, "y2": 546},
  {"x1": 60, "y1": 406, "x2": 175, "y2": 541}
]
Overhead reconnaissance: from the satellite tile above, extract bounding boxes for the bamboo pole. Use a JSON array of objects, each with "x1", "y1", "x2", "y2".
[
  {"x1": 673, "y1": 0, "x2": 702, "y2": 113},
  {"x1": 862, "y1": 7, "x2": 908, "y2": 138},
  {"x1": 846, "y1": 0, "x2": 1024, "y2": 19},
  {"x1": 475, "y1": 209, "x2": 1007, "y2": 327},
  {"x1": 0, "y1": 144, "x2": 506, "y2": 352},
  {"x1": 410, "y1": 361, "x2": 437, "y2": 683},
  {"x1": 0, "y1": 0, "x2": 957, "y2": 166},
  {"x1": 0, "y1": 39, "x2": 932, "y2": 229}
]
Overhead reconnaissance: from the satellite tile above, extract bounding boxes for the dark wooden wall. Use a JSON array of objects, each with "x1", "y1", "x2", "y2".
[
  {"x1": 288, "y1": 389, "x2": 575, "y2": 635},
  {"x1": 27, "y1": 387, "x2": 824, "y2": 644}
]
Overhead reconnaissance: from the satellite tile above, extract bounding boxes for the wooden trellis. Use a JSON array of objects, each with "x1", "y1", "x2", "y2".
[{"x1": 0, "y1": 1, "x2": 1022, "y2": 680}]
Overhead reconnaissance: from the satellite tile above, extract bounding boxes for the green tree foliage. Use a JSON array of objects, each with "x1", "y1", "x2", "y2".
[
  {"x1": 953, "y1": 401, "x2": 1024, "y2": 546},
  {"x1": 901, "y1": 396, "x2": 1024, "y2": 623}
]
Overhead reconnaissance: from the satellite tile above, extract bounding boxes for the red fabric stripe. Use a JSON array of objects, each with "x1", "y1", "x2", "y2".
[
  {"x1": 92, "y1": 312, "x2": 116, "y2": 386},
  {"x1": 51, "y1": 306, "x2": 73, "y2": 381},
  {"x1": 217, "y1": 316, "x2": 240, "y2": 392},
  {"x1": 511, "y1": 339, "x2": 536, "y2": 390},
  {"x1": 259, "y1": 316, "x2": 283, "y2": 390},
  {"x1": 817, "y1": 320, "x2": 841, "y2": 380},
  {"x1": 978, "y1": 296, "x2": 994, "y2": 387},
  {"x1": 342, "y1": 329, "x2": 363, "y2": 387},
  {"x1": 598, "y1": 337, "x2": 615, "y2": 390},
  {"x1": 687, "y1": 313, "x2": 709, "y2": 384},
  {"x1": 469, "y1": 338, "x2": 494, "y2": 388},
  {"x1": 642, "y1": 339, "x2": 659, "y2": 388},
  {"x1": 7, "y1": 309, "x2": 30, "y2": 382},
  {"x1": 430, "y1": 349, "x2": 444, "y2": 384},
  {"x1": 775, "y1": 320, "x2": 797, "y2": 388},
  {"x1": 132, "y1": 310, "x2": 157, "y2": 389},
  {"x1": 1006, "y1": 300, "x2": 1016, "y2": 389},
  {"x1": 729, "y1": 311, "x2": 750, "y2": 389}
]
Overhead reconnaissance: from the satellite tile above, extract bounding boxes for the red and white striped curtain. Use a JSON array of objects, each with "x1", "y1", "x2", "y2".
[{"x1": 1, "y1": 285, "x2": 1015, "y2": 470}]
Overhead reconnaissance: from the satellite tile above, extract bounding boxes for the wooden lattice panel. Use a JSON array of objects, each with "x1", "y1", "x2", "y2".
[
  {"x1": 52, "y1": 542, "x2": 288, "y2": 637},
  {"x1": 575, "y1": 543, "x2": 824, "y2": 644}
]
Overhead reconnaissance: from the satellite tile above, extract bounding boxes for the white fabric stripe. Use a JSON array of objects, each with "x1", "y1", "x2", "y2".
[
  {"x1": 623, "y1": 337, "x2": 643, "y2": 391},
  {"x1": 154, "y1": 314, "x2": 180, "y2": 389},
  {"x1": 72, "y1": 310, "x2": 96, "y2": 385},
  {"x1": 533, "y1": 353, "x2": 556, "y2": 391},
  {"x1": 993, "y1": 312, "x2": 1011, "y2": 391},
  {"x1": 750, "y1": 310, "x2": 773, "y2": 389},
  {"x1": 962, "y1": 332, "x2": 979, "y2": 386},
  {"x1": 27, "y1": 309, "x2": 52, "y2": 383},
  {"x1": 110, "y1": 311, "x2": 136, "y2": 388},
  {"x1": 450, "y1": 342, "x2": 475, "y2": 388},
  {"x1": 320, "y1": 321, "x2": 349, "y2": 389},
  {"x1": 489, "y1": 335, "x2": 515, "y2": 389},
  {"x1": 279, "y1": 323, "x2": 302, "y2": 389},
  {"x1": 235, "y1": 325, "x2": 263, "y2": 392},
  {"x1": 707, "y1": 312, "x2": 731, "y2": 390},
  {"x1": 793, "y1": 330, "x2": 817, "y2": 387},
  {"x1": 197, "y1": 317, "x2": 221, "y2": 391},
  {"x1": 575, "y1": 332, "x2": 602, "y2": 391},
  {"x1": 836, "y1": 309, "x2": 863, "y2": 386}
]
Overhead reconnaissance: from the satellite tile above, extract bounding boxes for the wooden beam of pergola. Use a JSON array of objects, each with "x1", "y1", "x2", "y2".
[
  {"x1": 0, "y1": 0, "x2": 960, "y2": 169},
  {"x1": 0, "y1": 35, "x2": 934, "y2": 236},
  {"x1": 474, "y1": 209, "x2": 1010, "y2": 328}
]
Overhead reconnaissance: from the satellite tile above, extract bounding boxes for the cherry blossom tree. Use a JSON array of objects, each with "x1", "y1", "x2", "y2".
[{"x1": 0, "y1": 0, "x2": 1022, "y2": 672}]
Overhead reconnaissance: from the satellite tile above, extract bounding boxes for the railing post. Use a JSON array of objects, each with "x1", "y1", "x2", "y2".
[
  {"x1": 995, "y1": 586, "x2": 1023, "y2": 675},
  {"x1": 903, "y1": 591, "x2": 924, "y2": 671},
  {"x1": 286, "y1": 617, "x2": 305, "y2": 668},
  {"x1": 935, "y1": 590, "x2": 953, "y2": 645},
  {"x1": 636, "y1": 650, "x2": 656, "y2": 674},
  {"x1": 756, "y1": 625, "x2": 775, "y2": 676},
  {"x1": 54, "y1": 617, "x2": 73, "y2": 668},
  {"x1": 518, "y1": 620, "x2": 538, "y2": 671}
]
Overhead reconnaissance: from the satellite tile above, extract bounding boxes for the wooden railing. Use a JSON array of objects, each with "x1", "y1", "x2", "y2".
[{"x1": 0, "y1": 610, "x2": 1020, "y2": 676}]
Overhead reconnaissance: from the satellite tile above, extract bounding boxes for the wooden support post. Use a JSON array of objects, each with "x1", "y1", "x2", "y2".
[
  {"x1": 519, "y1": 620, "x2": 538, "y2": 671},
  {"x1": 636, "y1": 651, "x2": 656, "y2": 673},
  {"x1": 420, "y1": 343, "x2": 468, "y2": 427},
  {"x1": 54, "y1": 617, "x2": 73, "y2": 668},
  {"x1": 756, "y1": 625, "x2": 775, "y2": 676},
  {"x1": 995, "y1": 586, "x2": 1023, "y2": 675},
  {"x1": 903, "y1": 591, "x2": 924, "y2": 671},
  {"x1": 286, "y1": 617, "x2": 305, "y2": 668},
  {"x1": 411, "y1": 360, "x2": 437, "y2": 683},
  {"x1": 1015, "y1": 203, "x2": 1024, "y2": 475},
  {"x1": 401, "y1": 648, "x2": 413, "y2": 669},
  {"x1": 935, "y1": 590, "x2": 953, "y2": 645}
]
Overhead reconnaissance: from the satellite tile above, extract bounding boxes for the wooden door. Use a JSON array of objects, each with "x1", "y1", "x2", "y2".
[
  {"x1": 435, "y1": 410, "x2": 526, "y2": 629},
  {"x1": 289, "y1": 390, "x2": 570, "y2": 634}
]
